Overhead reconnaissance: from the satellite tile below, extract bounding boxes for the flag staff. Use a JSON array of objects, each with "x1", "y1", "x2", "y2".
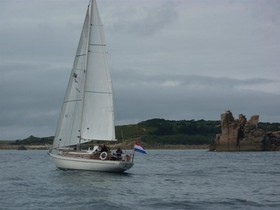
[{"x1": 131, "y1": 149, "x2": 135, "y2": 163}]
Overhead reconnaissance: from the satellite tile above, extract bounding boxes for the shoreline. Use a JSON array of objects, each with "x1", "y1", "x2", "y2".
[{"x1": 0, "y1": 145, "x2": 50, "y2": 150}]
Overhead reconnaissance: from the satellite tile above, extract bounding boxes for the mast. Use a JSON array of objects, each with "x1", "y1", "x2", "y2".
[{"x1": 78, "y1": 1, "x2": 92, "y2": 149}]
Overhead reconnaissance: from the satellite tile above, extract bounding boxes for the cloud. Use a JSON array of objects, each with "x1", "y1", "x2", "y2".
[
  {"x1": 247, "y1": 0, "x2": 280, "y2": 24},
  {"x1": 0, "y1": 62, "x2": 66, "y2": 139},
  {"x1": 0, "y1": 0, "x2": 280, "y2": 139},
  {"x1": 112, "y1": 72, "x2": 280, "y2": 123},
  {"x1": 113, "y1": 71, "x2": 278, "y2": 91},
  {"x1": 110, "y1": 0, "x2": 178, "y2": 36}
]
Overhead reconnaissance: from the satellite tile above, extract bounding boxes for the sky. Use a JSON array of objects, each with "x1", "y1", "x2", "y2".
[{"x1": 0, "y1": 0, "x2": 279, "y2": 140}]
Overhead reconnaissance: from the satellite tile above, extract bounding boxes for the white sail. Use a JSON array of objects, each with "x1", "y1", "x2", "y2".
[
  {"x1": 53, "y1": 8, "x2": 89, "y2": 148},
  {"x1": 53, "y1": 0, "x2": 115, "y2": 148},
  {"x1": 80, "y1": 0, "x2": 115, "y2": 141}
]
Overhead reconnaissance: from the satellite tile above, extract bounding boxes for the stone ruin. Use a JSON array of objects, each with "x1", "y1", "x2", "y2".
[{"x1": 210, "y1": 110, "x2": 280, "y2": 151}]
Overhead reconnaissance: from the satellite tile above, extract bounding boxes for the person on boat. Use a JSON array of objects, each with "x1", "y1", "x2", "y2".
[
  {"x1": 100, "y1": 144, "x2": 109, "y2": 153},
  {"x1": 115, "y1": 148, "x2": 123, "y2": 159}
]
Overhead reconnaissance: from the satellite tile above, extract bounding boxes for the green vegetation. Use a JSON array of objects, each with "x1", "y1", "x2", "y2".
[
  {"x1": 258, "y1": 122, "x2": 280, "y2": 132},
  {"x1": 12, "y1": 135, "x2": 53, "y2": 145},
  {"x1": 6, "y1": 119, "x2": 280, "y2": 146},
  {"x1": 131, "y1": 118, "x2": 220, "y2": 145}
]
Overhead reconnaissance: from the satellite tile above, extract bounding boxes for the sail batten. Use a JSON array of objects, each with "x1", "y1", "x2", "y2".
[
  {"x1": 84, "y1": 90, "x2": 112, "y2": 94},
  {"x1": 90, "y1": 43, "x2": 106, "y2": 45},
  {"x1": 76, "y1": 54, "x2": 86, "y2": 57}
]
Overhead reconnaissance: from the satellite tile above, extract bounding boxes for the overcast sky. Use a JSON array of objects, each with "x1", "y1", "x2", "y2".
[{"x1": 0, "y1": 0, "x2": 279, "y2": 140}]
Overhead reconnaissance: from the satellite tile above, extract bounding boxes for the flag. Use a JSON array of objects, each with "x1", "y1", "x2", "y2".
[{"x1": 134, "y1": 143, "x2": 147, "y2": 154}]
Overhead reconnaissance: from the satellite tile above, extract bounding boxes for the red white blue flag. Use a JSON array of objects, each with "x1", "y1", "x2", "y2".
[{"x1": 134, "y1": 143, "x2": 147, "y2": 154}]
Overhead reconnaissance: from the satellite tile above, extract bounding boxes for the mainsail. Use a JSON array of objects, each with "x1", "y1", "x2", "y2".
[{"x1": 53, "y1": 0, "x2": 115, "y2": 148}]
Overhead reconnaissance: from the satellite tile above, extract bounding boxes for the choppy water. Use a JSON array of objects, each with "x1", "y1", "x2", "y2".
[{"x1": 0, "y1": 150, "x2": 279, "y2": 210}]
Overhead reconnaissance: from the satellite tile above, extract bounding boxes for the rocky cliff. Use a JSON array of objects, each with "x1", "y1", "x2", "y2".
[{"x1": 210, "y1": 110, "x2": 280, "y2": 151}]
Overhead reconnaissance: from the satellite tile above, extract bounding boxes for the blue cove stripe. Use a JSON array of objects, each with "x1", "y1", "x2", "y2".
[{"x1": 134, "y1": 148, "x2": 147, "y2": 154}]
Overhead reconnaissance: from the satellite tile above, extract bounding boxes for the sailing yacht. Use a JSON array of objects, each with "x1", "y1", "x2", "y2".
[{"x1": 49, "y1": 0, "x2": 134, "y2": 172}]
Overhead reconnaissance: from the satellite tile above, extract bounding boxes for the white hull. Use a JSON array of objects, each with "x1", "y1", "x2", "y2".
[{"x1": 49, "y1": 153, "x2": 134, "y2": 173}]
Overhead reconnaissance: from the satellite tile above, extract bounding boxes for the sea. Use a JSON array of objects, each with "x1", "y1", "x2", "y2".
[{"x1": 0, "y1": 150, "x2": 279, "y2": 210}]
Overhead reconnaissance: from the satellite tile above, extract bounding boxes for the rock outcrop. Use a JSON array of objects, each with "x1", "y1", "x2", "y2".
[{"x1": 210, "y1": 110, "x2": 280, "y2": 151}]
